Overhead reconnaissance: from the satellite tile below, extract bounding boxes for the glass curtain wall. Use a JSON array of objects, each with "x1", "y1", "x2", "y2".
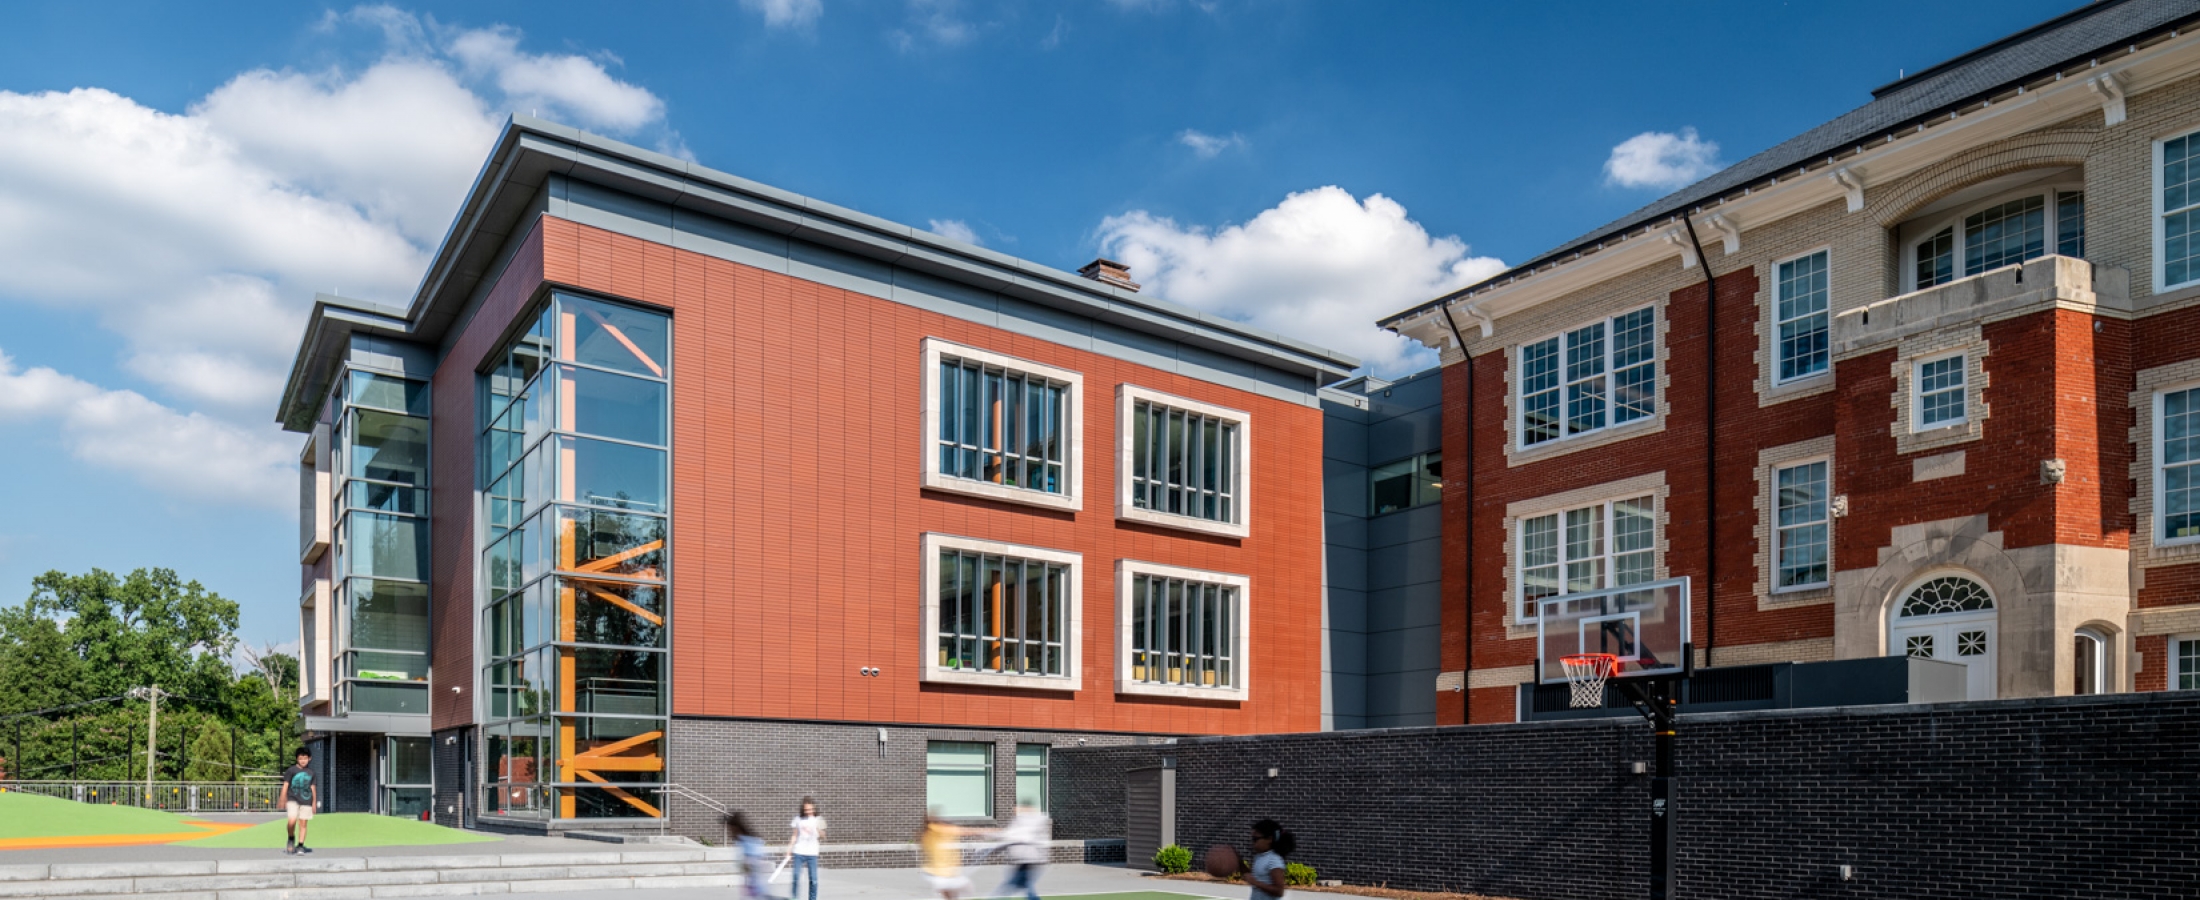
[
  {"x1": 479, "y1": 293, "x2": 671, "y2": 820},
  {"x1": 331, "y1": 370, "x2": 432, "y2": 716}
]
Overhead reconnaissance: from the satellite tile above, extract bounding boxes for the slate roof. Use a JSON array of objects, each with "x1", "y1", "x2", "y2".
[{"x1": 1383, "y1": 0, "x2": 2200, "y2": 326}]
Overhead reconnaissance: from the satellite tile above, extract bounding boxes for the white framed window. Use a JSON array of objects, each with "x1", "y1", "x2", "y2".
[
  {"x1": 2073, "y1": 628, "x2": 2109, "y2": 696},
  {"x1": 1774, "y1": 250, "x2": 1830, "y2": 383},
  {"x1": 1901, "y1": 180, "x2": 2082, "y2": 293},
  {"x1": 922, "y1": 338, "x2": 1083, "y2": 512},
  {"x1": 925, "y1": 741, "x2": 993, "y2": 819},
  {"x1": 1773, "y1": 459, "x2": 1830, "y2": 591},
  {"x1": 2173, "y1": 634, "x2": 2200, "y2": 692},
  {"x1": 920, "y1": 533, "x2": 1081, "y2": 691},
  {"x1": 1516, "y1": 495, "x2": 1656, "y2": 622},
  {"x1": 1115, "y1": 560, "x2": 1250, "y2": 700},
  {"x1": 1914, "y1": 353, "x2": 1967, "y2": 430},
  {"x1": 2157, "y1": 129, "x2": 2200, "y2": 292},
  {"x1": 2158, "y1": 385, "x2": 2200, "y2": 546},
  {"x1": 1116, "y1": 385, "x2": 1250, "y2": 538},
  {"x1": 1518, "y1": 307, "x2": 1656, "y2": 448}
]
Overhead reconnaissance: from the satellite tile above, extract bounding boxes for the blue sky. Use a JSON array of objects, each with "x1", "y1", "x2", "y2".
[{"x1": 0, "y1": 0, "x2": 2081, "y2": 652}]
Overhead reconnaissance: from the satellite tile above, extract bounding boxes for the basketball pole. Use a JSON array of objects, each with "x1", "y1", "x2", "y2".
[{"x1": 1615, "y1": 651, "x2": 1688, "y2": 900}]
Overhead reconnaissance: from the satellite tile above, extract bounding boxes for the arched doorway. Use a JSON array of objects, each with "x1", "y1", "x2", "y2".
[{"x1": 1889, "y1": 574, "x2": 1997, "y2": 700}]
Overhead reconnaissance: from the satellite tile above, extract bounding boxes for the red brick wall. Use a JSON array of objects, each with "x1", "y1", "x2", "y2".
[{"x1": 429, "y1": 215, "x2": 1327, "y2": 736}]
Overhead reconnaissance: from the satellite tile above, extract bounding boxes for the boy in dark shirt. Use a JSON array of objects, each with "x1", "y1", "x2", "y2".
[{"x1": 278, "y1": 748, "x2": 318, "y2": 854}]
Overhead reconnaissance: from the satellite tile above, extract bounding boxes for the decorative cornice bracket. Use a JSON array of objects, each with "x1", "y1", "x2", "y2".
[
  {"x1": 1663, "y1": 227, "x2": 1698, "y2": 269},
  {"x1": 1708, "y1": 213, "x2": 1742, "y2": 256},
  {"x1": 2088, "y1": 71, "x2": 2128, "y2": 127},
  {"x1": 1830, "y1": 167, "x2": 1865, "y2": 213}
]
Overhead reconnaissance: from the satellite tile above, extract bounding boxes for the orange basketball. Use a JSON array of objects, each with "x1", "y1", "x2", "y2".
[{"x1": 1204, "y1": 844, "x2": 1241, "y2": 878}]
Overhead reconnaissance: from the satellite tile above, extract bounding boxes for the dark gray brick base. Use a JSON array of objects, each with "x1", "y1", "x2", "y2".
[
  {"x1": 1054, "y1": 693, "x2": 2200, "y2": 900},
  {"x1": 663, "y1": 717, "x2": 1170, "y2": 846}
]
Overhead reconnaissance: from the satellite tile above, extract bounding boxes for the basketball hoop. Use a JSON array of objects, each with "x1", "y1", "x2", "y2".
[{"x1": 1559, "y1": 653, "x2": 1618, "y2": 709}]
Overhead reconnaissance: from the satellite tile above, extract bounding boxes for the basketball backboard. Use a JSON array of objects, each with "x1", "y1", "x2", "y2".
[{"x1": 1535, "y1": 577, "x2": 1691, "y2": 684}]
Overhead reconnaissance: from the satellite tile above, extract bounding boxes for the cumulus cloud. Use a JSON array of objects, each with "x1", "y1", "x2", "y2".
[
  {"x1": 1178, "y1": 129, "x2": 1246, "y2": 159},
  {"x1": 742, "y1": 0, "x2": 823, "y2": 29},
  {"x1": 1097, "y1": 187, "x2": 1504, "y2": 376},
  {"x1": 1604, "y1": 127, "x2": 1723, "y2": 191},
  {"x1": 891, "y1": 0, "x2": 977, "y2": 51},
  {"x1": 0, "y1": 7, "x2": 671, "y2": 505},
  {"x1": 927, "y1": 219, "x2": 982, "y2": 245},
  {"x1": 0, "y1": 351, "x2": 294, "y2": 508}
]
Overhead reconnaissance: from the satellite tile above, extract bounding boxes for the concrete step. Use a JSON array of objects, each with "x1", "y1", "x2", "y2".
[{"x1": 0, "y1": 849, "x2": 739, "y2": 900}]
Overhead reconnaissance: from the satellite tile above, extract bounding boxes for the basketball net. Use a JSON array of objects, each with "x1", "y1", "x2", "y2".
[{"x1": 1559, "y1": 653, "x2": 1619, "y2": 709}]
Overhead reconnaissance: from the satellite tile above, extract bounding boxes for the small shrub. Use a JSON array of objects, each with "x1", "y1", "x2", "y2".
[
  {"x1": 1154, "y1": 844, "x2": 1192, "y2": 874},
  {"x1": 1284, "y1": 862, "x2": 1318, "y2": 886}
]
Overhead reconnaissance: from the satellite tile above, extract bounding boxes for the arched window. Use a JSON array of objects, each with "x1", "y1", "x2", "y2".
[
  {"x1": 2074, "y1": 628, "x2": 2108, "y2": 695},
  {"x1": 1898, "y1": 575, "x2": 1995, "y2": 618},
  {"x1": 1897, "y1": 172, "x2": 2084, "y2": 293}
]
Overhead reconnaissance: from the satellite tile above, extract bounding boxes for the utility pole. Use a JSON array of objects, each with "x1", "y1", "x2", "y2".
[{"x1": 130, "y1": 686, "x2": 167, "y2": 806}]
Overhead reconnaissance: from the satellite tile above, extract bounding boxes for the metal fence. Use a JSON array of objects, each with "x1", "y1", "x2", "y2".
[{"x1": 0, "y1": 781, "x2": 285, "y2": 812}]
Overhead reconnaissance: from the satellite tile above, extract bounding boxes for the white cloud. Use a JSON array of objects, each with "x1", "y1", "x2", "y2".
[
  {"x1": 891, "y1": 0, "x2": 976, "y2": 51},
  {"x1": 0, "y1": 7, "x2": 671, "y2": 506},
  {"x1": 0, "y1": 351, "x2": 294, "y2": 508},
  {"x1": 1604, "y1": 127, "x2": 1723, "y2": 191},
  {"x1": 742, "y1": 0, "x2": 823, "y2": 29},
  {"x1": 927, "y1": 219, "x2": 982, "y2": 245},
  {"x1": 446, "y1": 26, "x2": 664, "y2": 133},
  {"x1": 1178, "y1": 129, "x2": 1246, "y2": 159},
  {"x1": 1098, "y1": 186, "x2": 1504, "y2": 376}
]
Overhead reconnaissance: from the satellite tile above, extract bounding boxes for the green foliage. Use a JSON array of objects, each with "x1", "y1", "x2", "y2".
[
  {"x1": 1285, "y1": 862, "x2": 1318, "y2": 886},
  {"x1": 1154, "y1": 844, "x2": 1193, "y2": 874},
  {"x1": 25, "y1": 568, "x2": 241, "y2": 703},
  {"x1": 0, "y1": 567, "x2": 297, "y2": 782}
]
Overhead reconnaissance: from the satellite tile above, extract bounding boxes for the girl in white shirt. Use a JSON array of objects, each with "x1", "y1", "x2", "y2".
[{"x1": 785, "y1": 798, "x2": 826, "y2": 900}]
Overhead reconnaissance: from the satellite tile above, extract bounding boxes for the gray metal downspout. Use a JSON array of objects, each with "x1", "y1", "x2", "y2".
[
  {"x1": 1680, "y1": 215, "x2": 1717, "y2": 666},
  {"x1": 1436, "y1": 304, "x2": 1475, "y2": 721}
]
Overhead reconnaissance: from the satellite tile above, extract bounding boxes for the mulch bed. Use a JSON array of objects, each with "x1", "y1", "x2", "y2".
[{"x1": 1153, "y1": 871, "x2": 1524, "y2": 900}]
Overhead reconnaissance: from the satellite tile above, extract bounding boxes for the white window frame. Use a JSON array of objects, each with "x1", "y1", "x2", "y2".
[
  {"x1": 1115, "y1": 385, "x2": 1251, "y2": 539},
  {"x1": 1114, "y1": 559, "x2": 1251, "y2": 701},
  {"x1": 2155, "y1": 383, "x2": 2200, "y2": 548},
  {"x1": 1772, "y1": 248, "x2": 1832, "y2": 385},
  {"x1": 1899, "y1": 181, "x2": 2084, "y2": 294},
  {"x1": 1771, "y1": 457, "x2": 1832, "y2": 593},
  {"x1": 2172, "y1": 633, "x2": 2200, "y2": 692},
  {"x1": 2154, "y1": 128, "x2": 2200, "y2": 293},
  {"x1": 1913, "y1": 351, "x2": 1968, "y2": 432},
  {"x1": 921, "y1": 338, "x2": 1083, "y2": 512},
  {"x1": 2073, "y1": 627, "x2": 2109, "y2": 696},
  {"x1": 1513, "y1": 494, "x2": 1658, "y2": 623},
  {"x1": 1515, "y1": 306, "x2": 1657, "y2": 450},
  {"x1": 920, "y1": 533, "x2": 1082, "y2": 692}
]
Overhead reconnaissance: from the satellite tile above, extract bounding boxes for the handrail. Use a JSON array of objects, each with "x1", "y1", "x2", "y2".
[{"x1": 653, "y1": 784, "x2": 730, "y2": 843}]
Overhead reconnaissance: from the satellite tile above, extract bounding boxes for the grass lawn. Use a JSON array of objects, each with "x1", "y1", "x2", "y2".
[
  {"x1": 179, "y1": 813, "x2": 500, "y2": 849},
  {"x1": 0, "y1": 791, "x2": 201, "y2": 839}
]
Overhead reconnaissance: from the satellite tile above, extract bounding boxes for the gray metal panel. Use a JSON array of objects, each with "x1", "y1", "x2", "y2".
[
  {"x1": 1325, "y1": 543, "x2": 1367, "y2": 593},
  {"x1": 1325, "y1": 586, "x2": 1367, "y2": 638},
  {"x1": 347, "y1": 334, "x2": 438, "y2": 380},
  {"x1": 1367, "y1": 503, "x2": 1442, "y2": 551},
  {"x1": 563, "y1": 174, "x2": 675, "y2": 244},
  {"x1": 993, "y1": 293, "x2": 1100, "y2": 352},
  {"x1": 670, "y1": 205, "x2": 793, "y2": 274},
  {"x1": 1324, "y1": 511, "x2": 1367, "y2": 553},
  {"x1": 786, "y1": 237, "x2": 896, "y2": 301},
  {"x1": 1363, "y1": 672, "x2": 1438, "y2": 721},
  {"x1": 1367, "y1": 410, "x2": 1442, "y2": 460},
  {"x1": 1365, "y1": 538, "x2": 1441, "y2": 592},
  {"x1": 1323, "y1": 457, "x2": 1370, "y2": 521},
  {"x1": 1330, "y1": 633, "x2": 1368, "y2": 675},
  {"x1": 1365, "y1": 583, "x2": 1443, "y2": 633},
  {"x1": 1363, "y1": 628, "x2": 1440, "y2": 675},
  {"x1": 1327, "y1": 673, "x2": 1368, "y2": 722}
]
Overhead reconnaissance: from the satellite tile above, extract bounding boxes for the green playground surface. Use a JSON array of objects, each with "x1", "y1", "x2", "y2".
[
  {"x1": 179, "y1": 813, "x2": 500, "y2": 849},
  {"x1": 0, "y1": 792, "x2": 201, "y2": 839}
]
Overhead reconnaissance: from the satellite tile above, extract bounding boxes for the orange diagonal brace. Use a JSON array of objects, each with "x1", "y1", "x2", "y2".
[
  {"x1": 579, "y1": 306, "x2": 665, "y2": 377},
  {"x1": 580, "y1": 583, "x2": 664, "y2": 627},
  {"x1": 573, "y1": 540, "x2": 664, "y2": 575},
  {"x1": 572, "y1": 729, "x2": 664, "y2": 761},
  {"x1": 574, "y1": 769, "x2": 663, "y2": 816},
  {"x1": 569, "y1": 755, "x2": 663, "y2": 772}
]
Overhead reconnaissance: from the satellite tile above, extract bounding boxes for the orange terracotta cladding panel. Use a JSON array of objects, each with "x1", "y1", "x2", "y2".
[{"x1": 511, "y1": 214, "x2": 1328, "y2": 736}]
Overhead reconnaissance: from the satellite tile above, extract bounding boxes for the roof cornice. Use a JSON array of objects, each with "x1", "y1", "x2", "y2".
[{"x1": 1380, "y1": 9, "x2": 2200, "y2": 349}]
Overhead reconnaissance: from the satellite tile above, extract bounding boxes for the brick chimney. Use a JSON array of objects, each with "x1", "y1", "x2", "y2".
[{"x1": 1078, "y1": 258, "x2": 1140, "y2": 292}]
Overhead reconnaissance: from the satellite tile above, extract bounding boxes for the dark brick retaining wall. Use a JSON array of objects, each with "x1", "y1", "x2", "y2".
[
  {"x1": 1053, "y1": 693, "x2": 2200, "y2": 900},
  {"x1": 664, "y1": 717, "x2": 1167, "y2": 845}
]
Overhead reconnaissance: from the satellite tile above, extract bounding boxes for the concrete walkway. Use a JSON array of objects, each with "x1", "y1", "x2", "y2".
[{"x1": 501, "y1": 862, "x2": 1244, "y2": 900}]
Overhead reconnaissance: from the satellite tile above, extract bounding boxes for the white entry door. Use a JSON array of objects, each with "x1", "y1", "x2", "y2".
[{"x1": 1891, "y1": 612, "x2": 1997, "y2": 700}]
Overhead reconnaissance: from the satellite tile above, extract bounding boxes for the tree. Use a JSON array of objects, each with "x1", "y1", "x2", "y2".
[
  {"x1": 26, "y1": 568, "x2": 240, "y2": 702},
  {"x1": 0, "y1": 606, "x2": 85, "y2": 715},
  {"x1": 185, "y1": 724, "x2": 235, "y2": 781}
]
